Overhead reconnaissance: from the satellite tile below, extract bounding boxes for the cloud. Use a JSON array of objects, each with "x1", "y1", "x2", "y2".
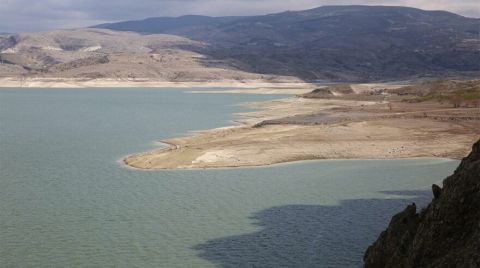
[{"x1": 0, "y1": 0, "x2": 478, "y2": 33}]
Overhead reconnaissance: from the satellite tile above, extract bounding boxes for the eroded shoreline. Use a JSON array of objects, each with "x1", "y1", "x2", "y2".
[
  {"x1": 124, "y1": 88, "x2": 480, "y2": 170},
  {"x1": 0, "y1": 77, "x2": 316, "y2": 91}
]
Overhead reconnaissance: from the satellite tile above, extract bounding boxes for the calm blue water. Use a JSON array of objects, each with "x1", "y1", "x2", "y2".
[{"x1": 0, "y1": 88, "x2": 458, "y2": 267}]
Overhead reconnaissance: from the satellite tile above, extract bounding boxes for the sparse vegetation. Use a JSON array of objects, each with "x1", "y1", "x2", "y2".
[{"x1": 390, "y1": 80, "x2": 480, "y2": 108}]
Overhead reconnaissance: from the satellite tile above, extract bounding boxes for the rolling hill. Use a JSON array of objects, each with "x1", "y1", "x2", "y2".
[
  {"x1": 95, "y1": 5, "x2": 480, "y2": 81},
  {"x1": 1, "y1": 6, "x2": 478, "y2": 82}
]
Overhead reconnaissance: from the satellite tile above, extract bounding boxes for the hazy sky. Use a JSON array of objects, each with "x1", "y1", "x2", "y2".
[{"x1": 0, "y1": 0, "x2": 479, "y2": 33}]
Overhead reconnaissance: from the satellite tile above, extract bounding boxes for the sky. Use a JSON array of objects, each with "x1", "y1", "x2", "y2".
[{"x1": 0, "y1": 0, "x2": 479, "y2": 33}]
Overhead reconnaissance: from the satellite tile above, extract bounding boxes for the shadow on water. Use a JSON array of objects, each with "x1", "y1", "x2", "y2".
[{"x1": 193, "y1": 190, "x2": 432, "y2": 268}]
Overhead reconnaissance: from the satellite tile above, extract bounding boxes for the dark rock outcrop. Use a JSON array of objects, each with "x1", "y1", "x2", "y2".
[
  {"x1": 364, "y1": 139, "x2": 480, "y2": 267},
  {"x1": 302, "y1": 84, "x2": 354, "y2": 98},
  {"x1": 432, "y1": 184, "x2": 442, "y2": 199}
]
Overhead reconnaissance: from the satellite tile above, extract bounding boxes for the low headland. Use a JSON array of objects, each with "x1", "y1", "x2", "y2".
[{"x1": 124, "y1": 80, "x2": 480, "y2": 169}]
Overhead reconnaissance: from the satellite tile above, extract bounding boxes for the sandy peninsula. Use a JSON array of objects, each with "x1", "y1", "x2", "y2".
[{"x1": 124, "y1": 83, "x2": 480, "y2": 169}]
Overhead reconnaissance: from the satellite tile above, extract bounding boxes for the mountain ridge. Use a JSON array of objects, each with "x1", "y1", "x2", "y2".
[
  {"x1": 94, "y1": 5, "x2": 477, "y2": 33},
  {"x1": 1, "y1": 5, "x2": 479, "y2": 82},
  {"x1": 89, "y1": 5, "x2": 480, "y2": 80}
]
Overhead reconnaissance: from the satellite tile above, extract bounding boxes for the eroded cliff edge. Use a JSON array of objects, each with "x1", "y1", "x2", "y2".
[{"x1": 364, "y1": 139, "x2": 480, "y2": 267}]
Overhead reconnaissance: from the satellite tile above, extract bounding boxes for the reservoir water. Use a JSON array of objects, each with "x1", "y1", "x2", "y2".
[{"x1": 0, "y1": 88, "x2": 458, "y2": 267}]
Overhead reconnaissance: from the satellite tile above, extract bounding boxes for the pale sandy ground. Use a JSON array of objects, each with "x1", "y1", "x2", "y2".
[
  {"x1": 187, "y1": 83, "x2": 405, "y2": 95},
  {"x1": 124, "y1": 96, "x2": 480, "y2": 169},
  {"x1": 0, "y1": 77, "x2": 314, "y2": 89},
  {"x1": 0, "y1": 77, "x2": 406, "y2": 96},
  {"x1": 188, "y1": 86, "x2": 320, "y2": 95}
]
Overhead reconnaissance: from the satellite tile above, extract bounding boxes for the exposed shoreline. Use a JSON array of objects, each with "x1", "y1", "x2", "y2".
[
  {"x1": 121, "y1": 154, "x2": 457, "y2": 171},
  {"x1": 0, "y1": 77, "x2": 317, "y2": 91},
  {"x1": 123, "y1": 91, "x2": 480, "y2": 170}
]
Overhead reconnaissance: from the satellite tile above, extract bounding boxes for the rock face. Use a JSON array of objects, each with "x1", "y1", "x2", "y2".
[{"x1": 364, "y1": 139, "x2": 480, "y2": 267}]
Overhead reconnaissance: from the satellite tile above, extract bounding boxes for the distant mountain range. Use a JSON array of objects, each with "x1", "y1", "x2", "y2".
[
  {"x1": 94, "y1": 5, "x2": 480, "y2": 81},
  {"x1": 94, "y1": 15, "x2": 248, "y2": 34},
  {"x1": 1, "y1": 6, "x2": 478, "y2": 82}
]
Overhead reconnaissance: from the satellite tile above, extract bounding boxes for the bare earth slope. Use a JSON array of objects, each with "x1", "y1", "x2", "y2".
[{"x1": 0, "y1": 29, "x2": 298, "y2": 83}]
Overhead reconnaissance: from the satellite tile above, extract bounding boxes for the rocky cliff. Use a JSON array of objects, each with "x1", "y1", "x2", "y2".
[{"x1": 364, "y1": 139, "x2": 480, "y2": 267}]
